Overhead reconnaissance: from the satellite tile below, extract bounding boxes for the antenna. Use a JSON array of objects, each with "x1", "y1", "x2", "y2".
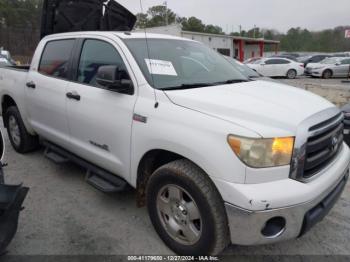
[{"x1": 139, "y1": 0, "x2": 159, "y2": 108}]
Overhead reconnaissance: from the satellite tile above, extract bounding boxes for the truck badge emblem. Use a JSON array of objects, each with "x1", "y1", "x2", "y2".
[{"x1": 331, "y1": 136, "x2": 338, "y2": 151}]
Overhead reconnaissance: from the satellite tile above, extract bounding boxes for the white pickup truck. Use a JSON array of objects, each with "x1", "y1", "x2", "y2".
[{"x1": 0, "y1": 32, "x2": 349, "y2": 255}]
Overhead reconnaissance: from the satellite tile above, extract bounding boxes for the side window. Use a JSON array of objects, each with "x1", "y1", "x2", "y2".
[
  {"x1": 265, "y1": 59, "x2": 288, "y2": 65},
  {"x1": 39, "y1": 39, "x2": 75, "y2": 79},
  {"x1": 77, "y1": 39, "x2": 129, "y2": 86},
  {"x1": 278, "y1": 59, "x2": 290, "y2": 64},
  {"x1": 341, "y1": 59, "x2": 350, "y2": 65},
  {"x1": 314, "y1": 56, "x2": 324, "y2": 62},
  {"x1": 265, "y1": 59, "x2": 275, "y2": 65}
]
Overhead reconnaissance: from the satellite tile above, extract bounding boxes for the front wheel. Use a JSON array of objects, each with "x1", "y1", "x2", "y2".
[
  {"x1": 146, "y1": 159, "x2": 229, "y2": 255},
  {"x1": 322, "y1": 70, "x2": 332, "y2": 79}
]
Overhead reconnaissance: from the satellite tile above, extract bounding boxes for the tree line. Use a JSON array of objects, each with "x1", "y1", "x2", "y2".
[{"x1": 0, "y1": 0, "x2": 349, "y2": 58}]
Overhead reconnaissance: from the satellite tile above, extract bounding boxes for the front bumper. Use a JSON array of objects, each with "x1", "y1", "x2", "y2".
[
  {"x1": 310, "y1": 69, "x2": 323, "y2": 77},
  {"x1": 225, "y1": 166, "x2": 349, "y2": 246}
]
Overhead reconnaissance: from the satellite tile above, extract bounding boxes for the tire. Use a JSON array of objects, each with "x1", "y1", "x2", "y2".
[
  {"x1": 5, "y1": 106, "x2": 39, "y2": 153},
  {"x1": 146, "y1": 159, "x2": 230, "y2": 255},
  {"x1": 286, "y1": 69, "x2": 297, "y2": 79},
  {"x1": 322, "y1": 70, "x2": 332, "y2": 79}
]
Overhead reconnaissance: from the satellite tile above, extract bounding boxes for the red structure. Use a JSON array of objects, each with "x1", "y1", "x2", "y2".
[{"x1": 233, "y1": 37, "x2": 279, "y2": 62}]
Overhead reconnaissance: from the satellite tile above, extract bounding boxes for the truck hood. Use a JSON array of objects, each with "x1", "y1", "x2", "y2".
[{"x1": 164, "y1": 80, "x2": 335, "y2": 137}]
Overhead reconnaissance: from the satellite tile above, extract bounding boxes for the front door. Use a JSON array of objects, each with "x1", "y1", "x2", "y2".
[
  {"x1": 65, "y1": 38, "x2": 137, "y2": 178},
  {"x1": 337, "y1": 59, "x2": 350, "y2": 77}
]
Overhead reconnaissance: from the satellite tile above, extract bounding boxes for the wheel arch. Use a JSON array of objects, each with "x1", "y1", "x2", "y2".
[
  {"x1": 286, "y1": 68, "x2": 297, "y2": 77},
  {"x1": 323, "y1": 68, "x2": 333, "y2": 78},
  {"x1": 135, "y1": 149, "x2": 217, "y2": 207},
  {"x1": 1, "y1": 94, "x2": 17, "y2": 127}
]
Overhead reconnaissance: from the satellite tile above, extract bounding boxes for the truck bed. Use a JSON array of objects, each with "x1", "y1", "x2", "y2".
[
  {"x1": 2, "y1": 65, "x2": 30, "y2": 72},
  {"x1": 0, "y1": 66, "x2": 29, "y2": 116}
]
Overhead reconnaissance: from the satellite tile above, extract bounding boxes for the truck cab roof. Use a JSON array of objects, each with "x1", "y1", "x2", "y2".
[{"x1": 42, "y1": 31, "x2": 194, "y2": 42}]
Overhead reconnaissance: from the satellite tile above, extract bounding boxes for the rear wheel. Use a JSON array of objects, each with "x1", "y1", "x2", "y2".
[
  {"x1": 322, "y1": 70, "x2": 332, "y2": 79},
  {"x1": 286, "y1": 69, "x2": 297, "y2": 79},
  {"x1": 5, "y1": 106, "x2": 39, "y2": 153},
  {"x1": 146, "y1": 159, "x2": 229, "y2": 255}
]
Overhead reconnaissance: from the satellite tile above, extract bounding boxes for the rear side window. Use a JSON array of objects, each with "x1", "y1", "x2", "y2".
[
  {"x1": 266, "y1": 59, "x2": 290, "y2": 65},
  {"x1": 39, "y1": 39, "x2": 75, "y2": 79},
  {"x1": 77, "y1": 39, "x2": 129, "y2": 87}
]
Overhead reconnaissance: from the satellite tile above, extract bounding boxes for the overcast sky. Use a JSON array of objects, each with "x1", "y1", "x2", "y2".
[{"x1": 117, "y1": 0, "x2": 350, "y2": 33}]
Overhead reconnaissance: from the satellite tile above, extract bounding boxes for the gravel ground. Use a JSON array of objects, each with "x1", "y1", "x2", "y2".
[
  {"x1": 1, "y1": 116, "x2": 349, "y2": 256},
  {"x1": 279, "y1": 76, "x2": 350, "y2": 90},
  {"x1": 278, "y1": 77, "x2": 350, "y2": 107}
]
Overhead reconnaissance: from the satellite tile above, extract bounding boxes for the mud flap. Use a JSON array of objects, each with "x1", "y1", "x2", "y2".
[{"x1": 0, "y1": 184, "x2": 29, "y2": 255}]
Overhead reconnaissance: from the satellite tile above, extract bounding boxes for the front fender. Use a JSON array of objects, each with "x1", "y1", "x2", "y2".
[{"x1": 129, "y1": 93, "x2": 259, "y2": 188}]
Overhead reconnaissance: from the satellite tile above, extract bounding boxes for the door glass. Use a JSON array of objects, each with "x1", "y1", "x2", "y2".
[
  {"x1": 77, "y1": 39, "x2": 129, "y2": 86},
  {"x1": 265, "y1": 59, "x2": 278, "y2": 65},
  {"x1": 39, "y1": 39, "x2": 75, "y2": 79}
]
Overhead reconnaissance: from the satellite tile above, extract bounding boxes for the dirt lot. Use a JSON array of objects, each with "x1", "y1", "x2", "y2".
[
  {"x1": 279, "y1": 77, "x2": 350, "y2": 107},
  {"x1": 2, "y1": 77, "x2": 350, "y2": 256}
]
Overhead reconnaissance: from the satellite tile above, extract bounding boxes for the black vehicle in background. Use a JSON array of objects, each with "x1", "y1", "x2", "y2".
[
  {"x1": 0, "y1": 129, "x2": 29, "y2": 255},
  {"x1": 299, "y1": 54, "x2": 332, "y2": 67}
]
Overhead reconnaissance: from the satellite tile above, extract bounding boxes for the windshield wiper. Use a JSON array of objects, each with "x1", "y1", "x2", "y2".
[
  {"x1": 162, "y1": 79, "x2": 250, "y2": 91},
  {"x1": 218, "y1": 79, "x2": 250, "y2": 84},
  {"x1": 161, "y1": 83, "x2": 216, "y2": 91}
]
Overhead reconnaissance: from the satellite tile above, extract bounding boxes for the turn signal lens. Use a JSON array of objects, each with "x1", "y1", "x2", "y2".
[{"x1": 272, "y1": 137, "x2": 294, "y2": 154}]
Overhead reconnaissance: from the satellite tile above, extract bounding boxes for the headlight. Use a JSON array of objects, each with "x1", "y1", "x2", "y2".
[
  {"x1": 227, "y1": 135, "x2": 294, "y2": 168},
  {"x1": 313, "y1": 67, "x2": 324, "y2": 70}
]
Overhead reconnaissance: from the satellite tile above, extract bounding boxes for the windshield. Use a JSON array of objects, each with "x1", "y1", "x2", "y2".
[
  {"x1": 124, "y1": 38, "x2": 247, "y2": 90},
  {"x1": 320, "y1": 57, "x2": 340, "y2": 64},
  {"x1": 224, "y1": 56, "x2": 260, "y2": 78}
]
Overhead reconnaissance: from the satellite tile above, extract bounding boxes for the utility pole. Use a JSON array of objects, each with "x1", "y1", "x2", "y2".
[
  {"x1": 164, "y1": 1, "x2": 168, "y2": 26},
  {"x1": 239, "y1": 25, "x2": 242, "y2": 36}
]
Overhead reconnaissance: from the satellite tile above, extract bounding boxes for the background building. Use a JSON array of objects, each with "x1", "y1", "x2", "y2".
[{"x1": 137, "y1": 24, "x2": 280, "y2": 62}]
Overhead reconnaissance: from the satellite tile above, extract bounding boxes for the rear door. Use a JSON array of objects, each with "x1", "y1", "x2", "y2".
[
  {"x1": 26, "y1": 38, "x2": 75, "y2": 148},
  {"x1": 65, "y1": 37, "x2": 138, "y2": 178}
]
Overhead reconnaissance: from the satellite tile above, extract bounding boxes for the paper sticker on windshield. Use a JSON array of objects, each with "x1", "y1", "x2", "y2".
[{"x1": 145, "y1": 59, "x2": 177, "y2": 76}]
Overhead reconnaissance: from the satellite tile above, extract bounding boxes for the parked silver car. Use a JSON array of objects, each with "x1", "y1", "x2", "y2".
[{"x1": 306, "y1": 57, "x2": 350, "y2": 79}]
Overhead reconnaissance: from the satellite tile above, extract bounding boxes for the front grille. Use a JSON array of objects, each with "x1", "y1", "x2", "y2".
[{"x1": 304, "y1": 113, "x2": 344, "y2": 178}]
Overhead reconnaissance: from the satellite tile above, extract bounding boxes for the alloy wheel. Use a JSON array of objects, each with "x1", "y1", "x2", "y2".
[{"x1": 156, "y1": 184, "x2": 202, "y2": 245}]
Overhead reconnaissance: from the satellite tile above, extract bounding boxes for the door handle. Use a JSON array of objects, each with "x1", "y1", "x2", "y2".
[
  {"x1": 26, "y1": 81, "x2": 36, "y2": 89},
  {"x1": 66, "y1": 91, "x2": 81, "y2": 101}
]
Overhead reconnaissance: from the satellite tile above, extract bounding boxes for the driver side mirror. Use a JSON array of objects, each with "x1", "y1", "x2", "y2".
[{"x1": 96, "y1": 65, "x2": 134, "y2": 95}]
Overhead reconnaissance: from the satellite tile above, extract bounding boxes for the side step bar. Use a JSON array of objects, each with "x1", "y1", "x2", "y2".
[{"x1": 43, "y1": 141, "x2": 128, "y2": 193}]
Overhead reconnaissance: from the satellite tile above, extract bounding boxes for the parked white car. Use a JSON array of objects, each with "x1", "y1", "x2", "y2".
[
  {"x1": 247, "y1": 57, "x2": 304, "y2": 79},
  {"x1": 305, "y1": 57, "x2": 350, "y2": 79},
  {"x1": 0, "y1": 32, "x2": 349, "y2": 255},
  {"x1": 0, "y1": 50, "x2": 10, "y2": 60}
]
